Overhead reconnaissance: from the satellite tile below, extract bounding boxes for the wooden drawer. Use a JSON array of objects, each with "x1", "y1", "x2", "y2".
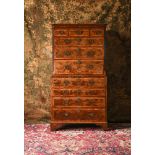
[
  {"x1": 90, "y1": 29, "x2": 104, "y2": 36},
  {"x1": 52, "y1": 77, "x2": 105, "y2": 88},
  {"x1": 53, "y1": 97, "x2": 106, "y2": 107},
  {"x1": 69, "y1": 28, "x2": 89, "y2": 36},
  {"x1": 53, "y1": 109, "x2": 106, "y2": 121},
  {"x1": 54, "y1": 29, "x2": 68, "y2": 36},
  {"x1": 54, "y1": 37, "x2": 104, "y2": 46},
  {"x1": 51, "y1": 89, "x2": 105, "y2": 96},
  {"x1": 53, "y1": 60, "x2": 104, "y2": 74},
  {"x1": 54, "y1": 47, "x2": 104, "y2": 59}
]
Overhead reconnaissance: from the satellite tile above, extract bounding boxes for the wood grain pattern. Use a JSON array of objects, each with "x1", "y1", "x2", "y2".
[
  {"x1": 51, "y1": 77, "x2": 106, "y2": 88},
  {"x1": 51, "y1": 24, "x2": 107, "y2": 130},
  {"x1": 53, "y1": 60, "x2": 104, "y2": 74}
]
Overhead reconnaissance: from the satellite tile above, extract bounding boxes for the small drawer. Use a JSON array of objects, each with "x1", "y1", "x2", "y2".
[
  {"x1": 53, "y1": 97, "x2": 106, "y2": 107},
  {"x1": 54, "y1": 37, "x2": 104, "y2": 46},
  {"x1": 90, "y1": 29, "x2": 104, "y2": 36},
  {"x1": 54, "y1": 29, "x2": 68, "y2": 36},
  {"x1": 53, "y1": 109, "x2": 106, "y2": 121},
  {"x1": 69, "y1": 29, "x2": 89, "y2": 36},
  {"x1": 51, "y1": 89, "x2": 105, "y2": 96},
  {"x1": 54, "y1": 47, "x2": 104, "y2": 59},
  {"x1": 51, "y1": 77, "x2": 106, "y2": 88},
  {"x1": 53, "y1": 60, "x2": 104, "y2": 75}
]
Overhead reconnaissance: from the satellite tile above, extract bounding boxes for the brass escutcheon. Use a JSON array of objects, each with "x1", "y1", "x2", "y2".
[
  {"x1": 64, "y1": 113, "x2": 69, "y2": 117},
  {"x1": 87, "y1": 50, "x2": 95, "y2": 57},
  {"x1": 63, "y1": 80, "x2": 70, "y2": 86},
  {"x1": 76, "y1": 60, "x2": 82, "y2": 65},
  {"x1": 88, "y1": 113, "x2": 94, "y2": 117},
  {"x1": 59, "y1": 31, "x2": 65, "y2": 35},
  {"x1": 64, "y1": 39, "x2": 71, "y2": 44},
  {"x1": 88, "y1": 39, "x2": 95, "y2": 44}
]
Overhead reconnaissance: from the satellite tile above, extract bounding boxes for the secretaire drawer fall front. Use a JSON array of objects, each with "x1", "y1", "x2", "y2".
[
  {"x1": 54, "y1": 37, "x2": 104, "y2": 46},
  {"x1": 54, "y1": 47, "x2": 104, "y2": 59}
]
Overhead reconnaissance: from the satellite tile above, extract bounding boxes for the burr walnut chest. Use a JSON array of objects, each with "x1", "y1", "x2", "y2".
[{"x1": 51, "y1": 24, "x2": 107, "y2": 130}]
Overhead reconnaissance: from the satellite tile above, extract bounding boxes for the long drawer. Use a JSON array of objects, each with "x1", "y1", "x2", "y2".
[
  {"x1": 51, "y1": 89, "x2": 105, "y2": 96},
  {"x1": 54, "y1": 47, "x2": 104, "y2": 59},
  {"x1": 53, "y1": 109, "x2": 106, "y2": 121},
  {"x1": 51, "y1": 77, "x2": 105, "y2": 88},
  {"x1": 54, "y1": 37, "x2": 104, "y2": 46},
  {"x1": 53, "y1": 60, "x2": 104, "y2": 75},
  {"x1": 52, "y1": 97, "x2": 106, "y2": 107}
]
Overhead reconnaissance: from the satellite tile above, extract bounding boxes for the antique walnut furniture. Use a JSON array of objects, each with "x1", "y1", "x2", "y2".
[{"x1": 51, "y1": 24, "x2": 107, "y2": 130}]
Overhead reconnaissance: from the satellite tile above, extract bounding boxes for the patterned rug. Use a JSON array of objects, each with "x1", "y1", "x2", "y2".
[{"x1": 24, "y1": 124, "x2": 131, "y2": 155}]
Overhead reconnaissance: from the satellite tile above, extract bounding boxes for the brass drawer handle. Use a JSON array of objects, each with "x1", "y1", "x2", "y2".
[
  {"x1": 64, "y1": 113, "x2": 69, "y2": 117},
  {"x1": 63, "y1": 100, "x2": 69, "y2": 105},
  {"x1": 63, "y1": 80, "x2": 70, "y2": 86},
  {"x1": 62, "y1": 90, "x2": 69, "y2": 95},
  {"x1": 87, "y1": 50, "x2": 95, "y2": 57},
  {"x1": 87, "y1": 64, "x2": 94, "y2": 70},
  {"x1": 59, "y1": 31, "x2": 65, "y2": 35},
  {"x1": 76, "y1": 38, "x2": 82, "y2": 42},
  {"x1": 88, "y1": 113, "x2": 95, "y2": 117},
  {"x1": 88, "y1": 39, "x2": 95, "y2": 45},
  {"x1": 88, "y1": 99, "x2": 94, "y2": 104},
  {"x1": 88, "y1": 80, "x2": 95, "y2": 86}
]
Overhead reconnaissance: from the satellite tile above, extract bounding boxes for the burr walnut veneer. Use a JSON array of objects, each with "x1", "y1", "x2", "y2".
[{"x1": 51, "y1": 24, "x2": 107, "y2": 130}]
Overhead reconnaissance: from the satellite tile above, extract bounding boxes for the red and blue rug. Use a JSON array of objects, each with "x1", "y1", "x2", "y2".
[{"x1": 24, "y1": 124, "x2": 131, "y2": 155}]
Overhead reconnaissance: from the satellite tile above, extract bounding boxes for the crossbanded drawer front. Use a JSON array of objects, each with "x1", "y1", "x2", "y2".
[
  {"x1": 54, "y1": 38, "x2": 104, "y2": 46},
  {"x1": 54, "y1": 47, "x2": 104, "y2": 59},
  {"x1": 52, "y1": 77, "x2": 105, "y2": 88},
  {"x1": 90, "y1": 29, "x2": 104, "y2": 36},
  {"x1": 53, "y1": 60, "x2": 104, "y2": 74},
  {"x1": 69, "y1": 29, "x2": 89, "y2": 36},
  {"x1": 53, "y1": 97, "x2": 106, "y2": 107},
  {"x1": 53, "y1": 109, "x2": 106, "y2": 121},
  {"x1": 54, "y1": 29, "x2": 68, "y2": 36},
  {"x1": 51, "y1": 89, "x2": 105, "y2": 96}
]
